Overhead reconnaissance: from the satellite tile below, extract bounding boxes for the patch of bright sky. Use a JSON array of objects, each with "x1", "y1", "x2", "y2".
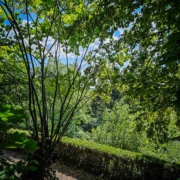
[
  {"x1": 4, "y1": 20, "x2": 11, "y2": 25},
  {"x1": 132, "y1": 5, "x2": 142, "y2": 15},
  {"x1": 3, "y1": 8, "x2": 132, "y2": 71},
  {"x1": 18, "y1": 12, "x2": 37, "y2": 21},
  {"x1": 4, "y1": 10, "x2": 36, "y2": 25},
  {"x1": 113, "y1": 29, "x2": 121, "y2": 39}
]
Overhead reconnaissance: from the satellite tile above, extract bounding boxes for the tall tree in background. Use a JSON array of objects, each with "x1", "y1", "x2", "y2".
[
  {"x1": 0, "y1": 0, "x2": 112, "y2": 179},
  {"x1": 90, "y1": 0, "x2": 180, "y2": 140}
]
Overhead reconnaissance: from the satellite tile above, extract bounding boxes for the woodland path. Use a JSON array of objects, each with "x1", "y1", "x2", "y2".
[{"x1": 1, "y1": 149, "x2": 104, "y2": 180}]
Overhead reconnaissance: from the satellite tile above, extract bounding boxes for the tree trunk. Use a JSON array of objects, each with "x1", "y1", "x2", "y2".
[{"x1": 22, "y1": 150, "x2": 47, "y2": 180}]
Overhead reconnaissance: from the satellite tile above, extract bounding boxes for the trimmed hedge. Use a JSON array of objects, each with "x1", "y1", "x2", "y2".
[
  {"x1": 6, "y1": 130, "x2": 180, "y2": 179},
  {"x1": 55, "y1": 137, "x2": 180, "y2": 180}
]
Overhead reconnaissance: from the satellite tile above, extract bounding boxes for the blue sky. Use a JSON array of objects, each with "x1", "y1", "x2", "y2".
[
  {"x1": 114, "y1": 29, "x2": 121, "y2": 37},
  {"x1": 2, "y1": 5, "x2": 128, "y2": 70}
]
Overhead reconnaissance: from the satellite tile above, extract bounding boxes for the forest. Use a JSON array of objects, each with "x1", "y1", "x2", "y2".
[{"x1": 0, "y1": 0, "x2": 180, "y2": 179}]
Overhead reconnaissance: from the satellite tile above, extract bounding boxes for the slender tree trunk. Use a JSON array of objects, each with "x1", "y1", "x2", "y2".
[{"x1": 22, "y1": 150, "x2": 47, "y2": 180}]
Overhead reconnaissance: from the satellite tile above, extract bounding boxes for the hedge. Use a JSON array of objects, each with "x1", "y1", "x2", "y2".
[
  {"x1": 55, "y1": 137, "x2": 180, "y2": 180},
  {"x1": 6, "y1": 129, "x2": 180, "y2": 179}
]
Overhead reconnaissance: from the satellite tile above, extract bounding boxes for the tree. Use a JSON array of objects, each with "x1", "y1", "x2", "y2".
[
  {"x1": 1, "y1": 0, "x2": 179, "y2": 178},
  {"x1": 89, "y1": 0, "x2": 180, "y2": 140},
  {"x1": 0, "y1": 45, "x2": 27, "y2": 107},
  {"x1": 91, "y1": 98, "x2": 143, "y2": 151},
  {"x1": 0, "y1": 0, "x2": 111, "y2": 179}
]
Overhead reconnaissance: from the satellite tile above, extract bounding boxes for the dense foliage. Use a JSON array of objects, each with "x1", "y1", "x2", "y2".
[
  {"x1": 0, "y1": 0, "x2": 180, "y2": 179},
  {"x1": 0, "y1": 104, "x2": 39, "y2": 179}
]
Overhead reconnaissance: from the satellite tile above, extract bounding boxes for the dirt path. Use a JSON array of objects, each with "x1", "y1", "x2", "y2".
[
  {"x1": 52, "y1": 163, "x2": 104, "y2": 180},
  {"x1": 1, "y1": 149, "x2": 104, "y2": 180}
]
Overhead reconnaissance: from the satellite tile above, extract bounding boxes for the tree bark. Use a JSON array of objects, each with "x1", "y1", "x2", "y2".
[{"x1": 22, "y1": 150, "x2": 47, "y2": 180}]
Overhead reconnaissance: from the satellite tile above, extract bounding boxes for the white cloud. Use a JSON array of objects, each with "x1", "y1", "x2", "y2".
[{"x1": 89, "y1": 38, "x2": 100, "y2": 50}]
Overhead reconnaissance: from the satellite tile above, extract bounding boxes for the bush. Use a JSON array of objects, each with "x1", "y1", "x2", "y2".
[{"x1": 55, "y1": 137, "x2": 180, "y2": 180}]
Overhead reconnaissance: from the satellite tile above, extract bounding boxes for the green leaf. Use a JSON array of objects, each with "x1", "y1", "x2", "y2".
[
  {"x1": 0, "y1": 116, "x2": 8, "y2": 121},
  {"x1": 0, "y1": 104, "x2": 14, "y2": 122},
  {"x1": 7, "y1": 131, "x2": 26, "y2": 144},
  {"x1": 23, "y1": 139, "x2": 39, "y2": 153},
  {"x1": 0, "y1": 173, "x2": 6, "y2": 180},
  {"x1": 8, "y1": 109, "x2": 25, "y2": 123}
]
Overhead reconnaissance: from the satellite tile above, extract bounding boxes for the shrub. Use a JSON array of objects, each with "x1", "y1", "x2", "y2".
[{"x1": 55, "y1": 137, "x2": 180, "y2": 180}]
